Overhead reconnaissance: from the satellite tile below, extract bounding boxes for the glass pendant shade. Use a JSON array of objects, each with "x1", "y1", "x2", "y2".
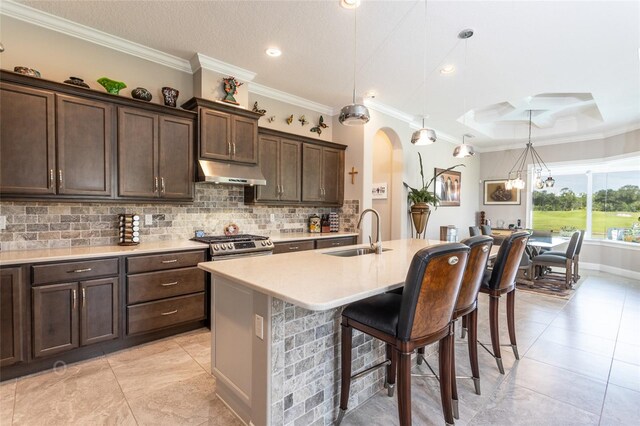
[
  {"x1": 411, "y1": 127, "x2": 437, "y2": 146},
  {"x1": 453, "y1": 135, "x2": 475, "y2": 157},
  {"x1": 339, "y1": 103, "x2": 370, "y2": 126}
]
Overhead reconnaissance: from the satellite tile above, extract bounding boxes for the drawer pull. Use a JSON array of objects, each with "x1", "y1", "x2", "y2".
[
  {"x1": 161, "y1": 281, "x2": 179, "y2": 287},
  {"x1": 332, "y1": 242, "x2": 341, "y2": 246},
  {"x1": 161, "y1": 259, "x2": 178, "y2": 264},
  {"x1": 161, "y1": 309, "x2": 178, "y2": 316},
  {"x1": 289, "y1": 246, "x2": 299, "y2": 250},
  {"x1": 70, "y1": 268, "x2": 92, "y2": 273}
]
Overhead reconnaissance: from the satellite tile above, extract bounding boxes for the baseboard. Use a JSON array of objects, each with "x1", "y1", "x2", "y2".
[{"x1": 580, "y1": 262, "x2": 640, "y2": 280}]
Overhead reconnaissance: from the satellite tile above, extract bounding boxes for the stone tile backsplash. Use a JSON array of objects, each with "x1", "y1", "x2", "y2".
[{"x1": 0, "y1": 183, "x2": 359, "y2": 251}]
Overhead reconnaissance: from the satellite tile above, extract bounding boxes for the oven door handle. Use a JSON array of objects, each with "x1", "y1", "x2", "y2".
[{"x1": 211, "y1": 251, "x2": 273, "y2": 260}]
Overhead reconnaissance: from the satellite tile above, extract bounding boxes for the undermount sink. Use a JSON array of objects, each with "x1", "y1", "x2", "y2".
[{"x1": 324, "y1": 247, "x2": 392, "y2": 257}]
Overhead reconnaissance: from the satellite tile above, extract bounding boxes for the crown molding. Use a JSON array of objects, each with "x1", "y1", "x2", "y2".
[
  {"x1": 190, "y1": 53, "x2": 256, "y2": 82},
  {"x1": 476, "y1": 121, "x2": 640, "y2": 153},
  {"x1": 249, "y1": 82, "x2": 334, "y2": 116},
  {"x1": 0, "y1": 0, "x2": 192, "y2": 73},
  {"x1": 364, "y1": 99, "x2": 416, "y2": 124}
]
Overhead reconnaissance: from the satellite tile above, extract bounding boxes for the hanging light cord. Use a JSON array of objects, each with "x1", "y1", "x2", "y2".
[
  {"x1": 462, "y1": 33, "x2": 468, "y2": 143},
  {"x1": 422, "y1": 0, "x2": 428, "y2": 120},
  {"x1": 352, "y1": 8, "x2": 357, "y2": 104}
]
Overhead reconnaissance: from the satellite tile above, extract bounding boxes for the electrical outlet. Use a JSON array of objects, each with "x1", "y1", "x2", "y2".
[
  {"x1": 255, "y1": 314, "x2": 264, "y2": 340},
  {"x1": 270, "y1": 214, "x2": 275, "y2": 223},
  {"x1": 145, "y1": 214, "x2": 153, "y2": 225},
  {"x1": 0, "y1": 215, "x2": 6, "y2": 230}
]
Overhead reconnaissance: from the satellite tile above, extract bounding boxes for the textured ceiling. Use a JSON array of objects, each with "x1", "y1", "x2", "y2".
[{"x1": 16, "y1": 0, "x2": 640, "y2": 148}]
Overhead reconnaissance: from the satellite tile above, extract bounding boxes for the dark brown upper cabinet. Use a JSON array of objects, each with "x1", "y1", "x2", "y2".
[
  {"x1": 253, "y1": 135, "x2": 301, "y2": 203},
  {"x1": 245, "y1": 128, "x2": 346, "y2": 206},
  {"x1": 302, "y1": 143, "x2": 344, "y2": 205},
  {"x1": 0, "y1": 83, "x2": 56, "y2": 195},
  {"x1": 0, "y1": 267, "x2": 24, "y2": 367},
  {"x1": 0, "y1": 84, "x2": 113, "y2": 197},
  {"x1": 118, "y1": 107, "x2": 194, "y2": 201},
  {"x1": 182, "y1": 97, "x2": 260, "y2": 165}
]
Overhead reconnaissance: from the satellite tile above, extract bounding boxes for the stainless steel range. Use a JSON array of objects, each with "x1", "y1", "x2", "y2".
[{"x1": 191, "y1": 234, "x2": 273, "y2": 258}]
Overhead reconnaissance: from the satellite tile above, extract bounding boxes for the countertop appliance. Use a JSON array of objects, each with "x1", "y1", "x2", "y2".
[{"x1": 191, "y1": 234, "x2": 273, "y2": 258}]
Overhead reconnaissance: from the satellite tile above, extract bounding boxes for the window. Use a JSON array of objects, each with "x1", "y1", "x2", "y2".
[{"x1": 529, "y1": 156, "x2": 640, "y2": 243}]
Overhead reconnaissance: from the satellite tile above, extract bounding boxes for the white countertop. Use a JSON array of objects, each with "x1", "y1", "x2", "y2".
[
  {"x1": 269, "y1": 232, "x2": 359, "y2": 243},
  {"x1": 0, "y1": 240, "x2": 209, "y2": 265},
  {"x1": 199, "y1": 238, "x2": 451, "y2": 311}
]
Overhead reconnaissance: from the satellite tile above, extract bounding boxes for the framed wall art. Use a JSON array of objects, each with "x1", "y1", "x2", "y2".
[
  {"x1": 434, "y1": 168, "x2": 461, "y2": 207},
  {"x1": 372, "y1": 182, "x2": 388, "y2": 199},
  {"x1": 483, "y1": 179, "x2": 521, "y2": 205}
]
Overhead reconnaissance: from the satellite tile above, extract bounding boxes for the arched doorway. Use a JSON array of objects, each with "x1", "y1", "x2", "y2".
[{"x1": 371, "y1": 128, "x2": 404, "y2": 240}]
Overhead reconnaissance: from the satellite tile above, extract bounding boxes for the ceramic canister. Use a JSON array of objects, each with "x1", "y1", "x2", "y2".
[{"x1": 309, "y1": 214, "x2": 321, "y2": 233}]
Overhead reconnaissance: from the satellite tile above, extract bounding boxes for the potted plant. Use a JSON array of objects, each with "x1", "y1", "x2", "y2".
[{"x1": 405, "y1": 153, "x2": 464, "y2": 236}]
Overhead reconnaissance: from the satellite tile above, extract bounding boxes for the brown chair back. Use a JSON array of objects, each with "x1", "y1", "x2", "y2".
[
  {"x1": 455, "y1": 236, "x2": 494, "y2": 313},
  {"x1": 486, "y1": 231, "x2": 529, "y2": 291},
  {"x1": 397, "y1": 243, "x2": 469, "y2": 341}
]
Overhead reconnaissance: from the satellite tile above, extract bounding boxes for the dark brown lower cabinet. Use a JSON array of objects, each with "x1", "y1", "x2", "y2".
[
  {"x1": 80, "y1": 277, "x2": 119, "y2": 346},
  {"x1": 0, "y1": 267, "x2": 24, "y2": 367},
  {"x1": 32, "y1": 282, "x2": 79, "y2": 358},
  {"x1": 32, "y1": 278, "x2": 119, "y2": 358}
]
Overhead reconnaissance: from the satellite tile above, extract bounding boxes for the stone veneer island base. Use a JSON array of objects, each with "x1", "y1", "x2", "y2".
[{"x1": 199, "y1": 239, "x2": 462, "y2": 426}]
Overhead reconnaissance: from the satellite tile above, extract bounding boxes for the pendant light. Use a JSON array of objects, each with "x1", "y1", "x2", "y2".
[
  {"x1": 453, "y1": 134, "x2": 476, "y2": 158},
  {"x1": 339, "y1": 6, "x2": 370, "y2": 126},
  {"x1": 505, "y1": 110, "x2": 555, "y2": 190},
  {"x1": 453, "y1": 29, "x2": 476, "y2": 157},
  {"x1": 411, "y1": 0, "x2": 437, "y2": 145}
]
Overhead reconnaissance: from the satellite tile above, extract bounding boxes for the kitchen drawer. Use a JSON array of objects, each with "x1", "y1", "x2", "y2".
[
  {"x1": 272, "y1": 240, "x2": 315, "y2": 254},
  {"x1": 32, "y1": 258, "x2": 118, "y2": 285},
  {"x1": 127, "y1": 250, "x2": 205, "y2": 274},
  {"x1": 127, "y1": 292, "x2": 205, "y2": 335},
  {"x1": 127, "y1": 267, "x2": 205, "y2": 304},
  {"x1": 315, "y1": 236, "x2": 357, "y2": 249}
]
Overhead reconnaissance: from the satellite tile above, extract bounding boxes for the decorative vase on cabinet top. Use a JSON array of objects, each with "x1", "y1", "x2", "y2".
[
  {"x1": 64, "y1": 76, "x2": 90, "y2": 88},
  {"x1": 97, "y1": 77, "x2": 126, "y2": 95},
  {"x1": 14, "y1": 66, "x2": 41, "y2": 78},
  {"x1": 162, "y1": 87, "x2": 179, "y2": 107},
  {"x1": 131, "y1": 87, "x2": 152, "y2": 102}
]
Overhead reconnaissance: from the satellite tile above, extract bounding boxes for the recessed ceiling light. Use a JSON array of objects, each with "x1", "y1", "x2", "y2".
[
  {"x1": 440, "y1": 65, "x2": 455, "y2": 74},
  {"x1": 340, "y1": 0, "x2": 361, "y2": 9},
  {"x1": 265, "y1": 47, "x2": 282, "y2": 57}
]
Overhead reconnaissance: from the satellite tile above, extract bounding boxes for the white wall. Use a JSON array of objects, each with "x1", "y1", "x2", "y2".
[{"x1": 372, "y1": 131, "x2": 393, "y2": 241}]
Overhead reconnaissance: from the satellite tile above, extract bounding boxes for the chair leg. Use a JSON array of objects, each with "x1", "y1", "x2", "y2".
[
  {"x1": 565, "y1": 259, "x2": 572, "y2": 289},
  {"x1": 439, "y1": 333, "x2": 455, "y2": 425},
  {"x1": 461, "y1": 315, "x2": 467, "y2": 339},
  {"x1": 416, "y1": 346, "x2": 425, "y2": 365},
  {"x1": 574, "y1": 255, "x2": 580, "y2": 282},
  {"x1": 386, "y1": 343, "x2": 397, "y2": 397},
  {"x1": 506, "y1": 289, "x2": 519, "y2": 360},
  {"x1": 467, "y1": 308, "x2": 481, "y2": 395},
  {"x1": 336, "y1": 323, "x2": 352, "y2": 425},
  {"x1": 397, "y1": 349, "x2": 413, "y2": 426},
  {"x1": 450, "y1": 330, "x2": 459, "y2": 420},
  {"x1": 489, "y1": 294, "x2": 504, "y2": 374}
]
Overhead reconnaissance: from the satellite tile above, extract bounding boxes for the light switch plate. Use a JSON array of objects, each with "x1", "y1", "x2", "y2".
[
  {"x1": 145, "y1": 214, "x2": 153, "y2": 225},
  {"x1": 255, "y1": 314, "x2": 264, "y2": 340},
  {"x1": 0, "y1": 216, "x2": 6, "y2": 230}
]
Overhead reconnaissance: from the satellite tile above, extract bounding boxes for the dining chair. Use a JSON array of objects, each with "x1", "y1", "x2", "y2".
[
  {"x1": 336, "y1": 243, "x2": 470, "y2": 426},
  {"x1": 469, "y1": 226, "x2": 481, "y2": 237},
  {"x1": 532, "y1": 230, "x2": 581, "y2": 288},
  {"x1": 478, "y1": 231, "x2": 530, "y2": 373},
  {"x1": 480, "y1": 225, "x2": 492, "y2": 235}
]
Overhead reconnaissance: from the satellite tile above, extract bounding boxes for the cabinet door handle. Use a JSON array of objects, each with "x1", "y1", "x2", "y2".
[
  {"x1": 161, "y1": 309, "x2": 178, "y2": 316},
  {"x1": 58, "y1": 170, "x2": 63, "y2": 186},
  {"x1": 161, "y1": 281, "x2": 179, "y2": 287},
  {"x1": 49, "y1": 169, "x2": 54, "y2": 188},
  {"x1": 154, "y1": 176, "x2": 159, "y2": 193},
  {"x1": 70, "y1": 268, "x2": 92, "y2": 273},
  {"x1": 161, "y1": 177, "x2": 166, "y2": 194},
  {"x1": 72, "y1": 289, "x2": 77, "y2": 310},
  {"x1": 161, "y1": 259, "x2": 178, "y2": 264},
  {"x1": 227, "y1": 142, "x2": 232, "y2": 156},
  {"x1": 280, "y1": 185, "x2": 284, "y2": 195},
  {"x1": 81, "y1": 288, "x2": 86, "y2": 306},
  {"x1": 232, "y1": 142, "x2": 237, "y2": 156}
]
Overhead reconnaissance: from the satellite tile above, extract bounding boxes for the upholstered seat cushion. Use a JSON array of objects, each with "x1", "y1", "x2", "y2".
[
  {"x1": 533, "y1": 253, "x2": 568, "y2": 264},
  {"x1": 543, "y1": 250, "x2": 565, "y2": 257},
  {"x1": 342, "y1": 293, "x2": 402, "y2": 337}
]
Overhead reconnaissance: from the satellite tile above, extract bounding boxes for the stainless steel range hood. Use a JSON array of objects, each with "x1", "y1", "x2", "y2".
[{"x1": 197, "y1": 160, "x2": 266, "y2": 186}]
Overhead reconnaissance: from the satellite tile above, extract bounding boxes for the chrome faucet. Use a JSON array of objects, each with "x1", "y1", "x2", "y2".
[{"x1": 357, "y1": 208, "x2": 382, "y2": 254}]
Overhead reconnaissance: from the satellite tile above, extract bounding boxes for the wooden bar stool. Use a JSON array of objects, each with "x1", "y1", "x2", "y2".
[
  {"x1": 478, "y1": 231, "x2": 530, "y2": 373},
  {"x1": 336, "y1": 243, "x2": 470, "y2": 426}
]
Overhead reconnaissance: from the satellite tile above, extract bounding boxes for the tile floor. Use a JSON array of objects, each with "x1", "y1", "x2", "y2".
[{"x1": 0, "y1": 270, "x2": 638, "y2": 425}]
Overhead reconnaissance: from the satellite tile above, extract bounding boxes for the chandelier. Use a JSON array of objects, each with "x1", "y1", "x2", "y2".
[{"x1": 505, "y1": 110, "x2": 555, "y2": 190}]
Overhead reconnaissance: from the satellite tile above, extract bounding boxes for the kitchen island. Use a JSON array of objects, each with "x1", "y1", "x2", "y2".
[{"x1": 199, "y1": 238, "x2": 458, "y2": 426}]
